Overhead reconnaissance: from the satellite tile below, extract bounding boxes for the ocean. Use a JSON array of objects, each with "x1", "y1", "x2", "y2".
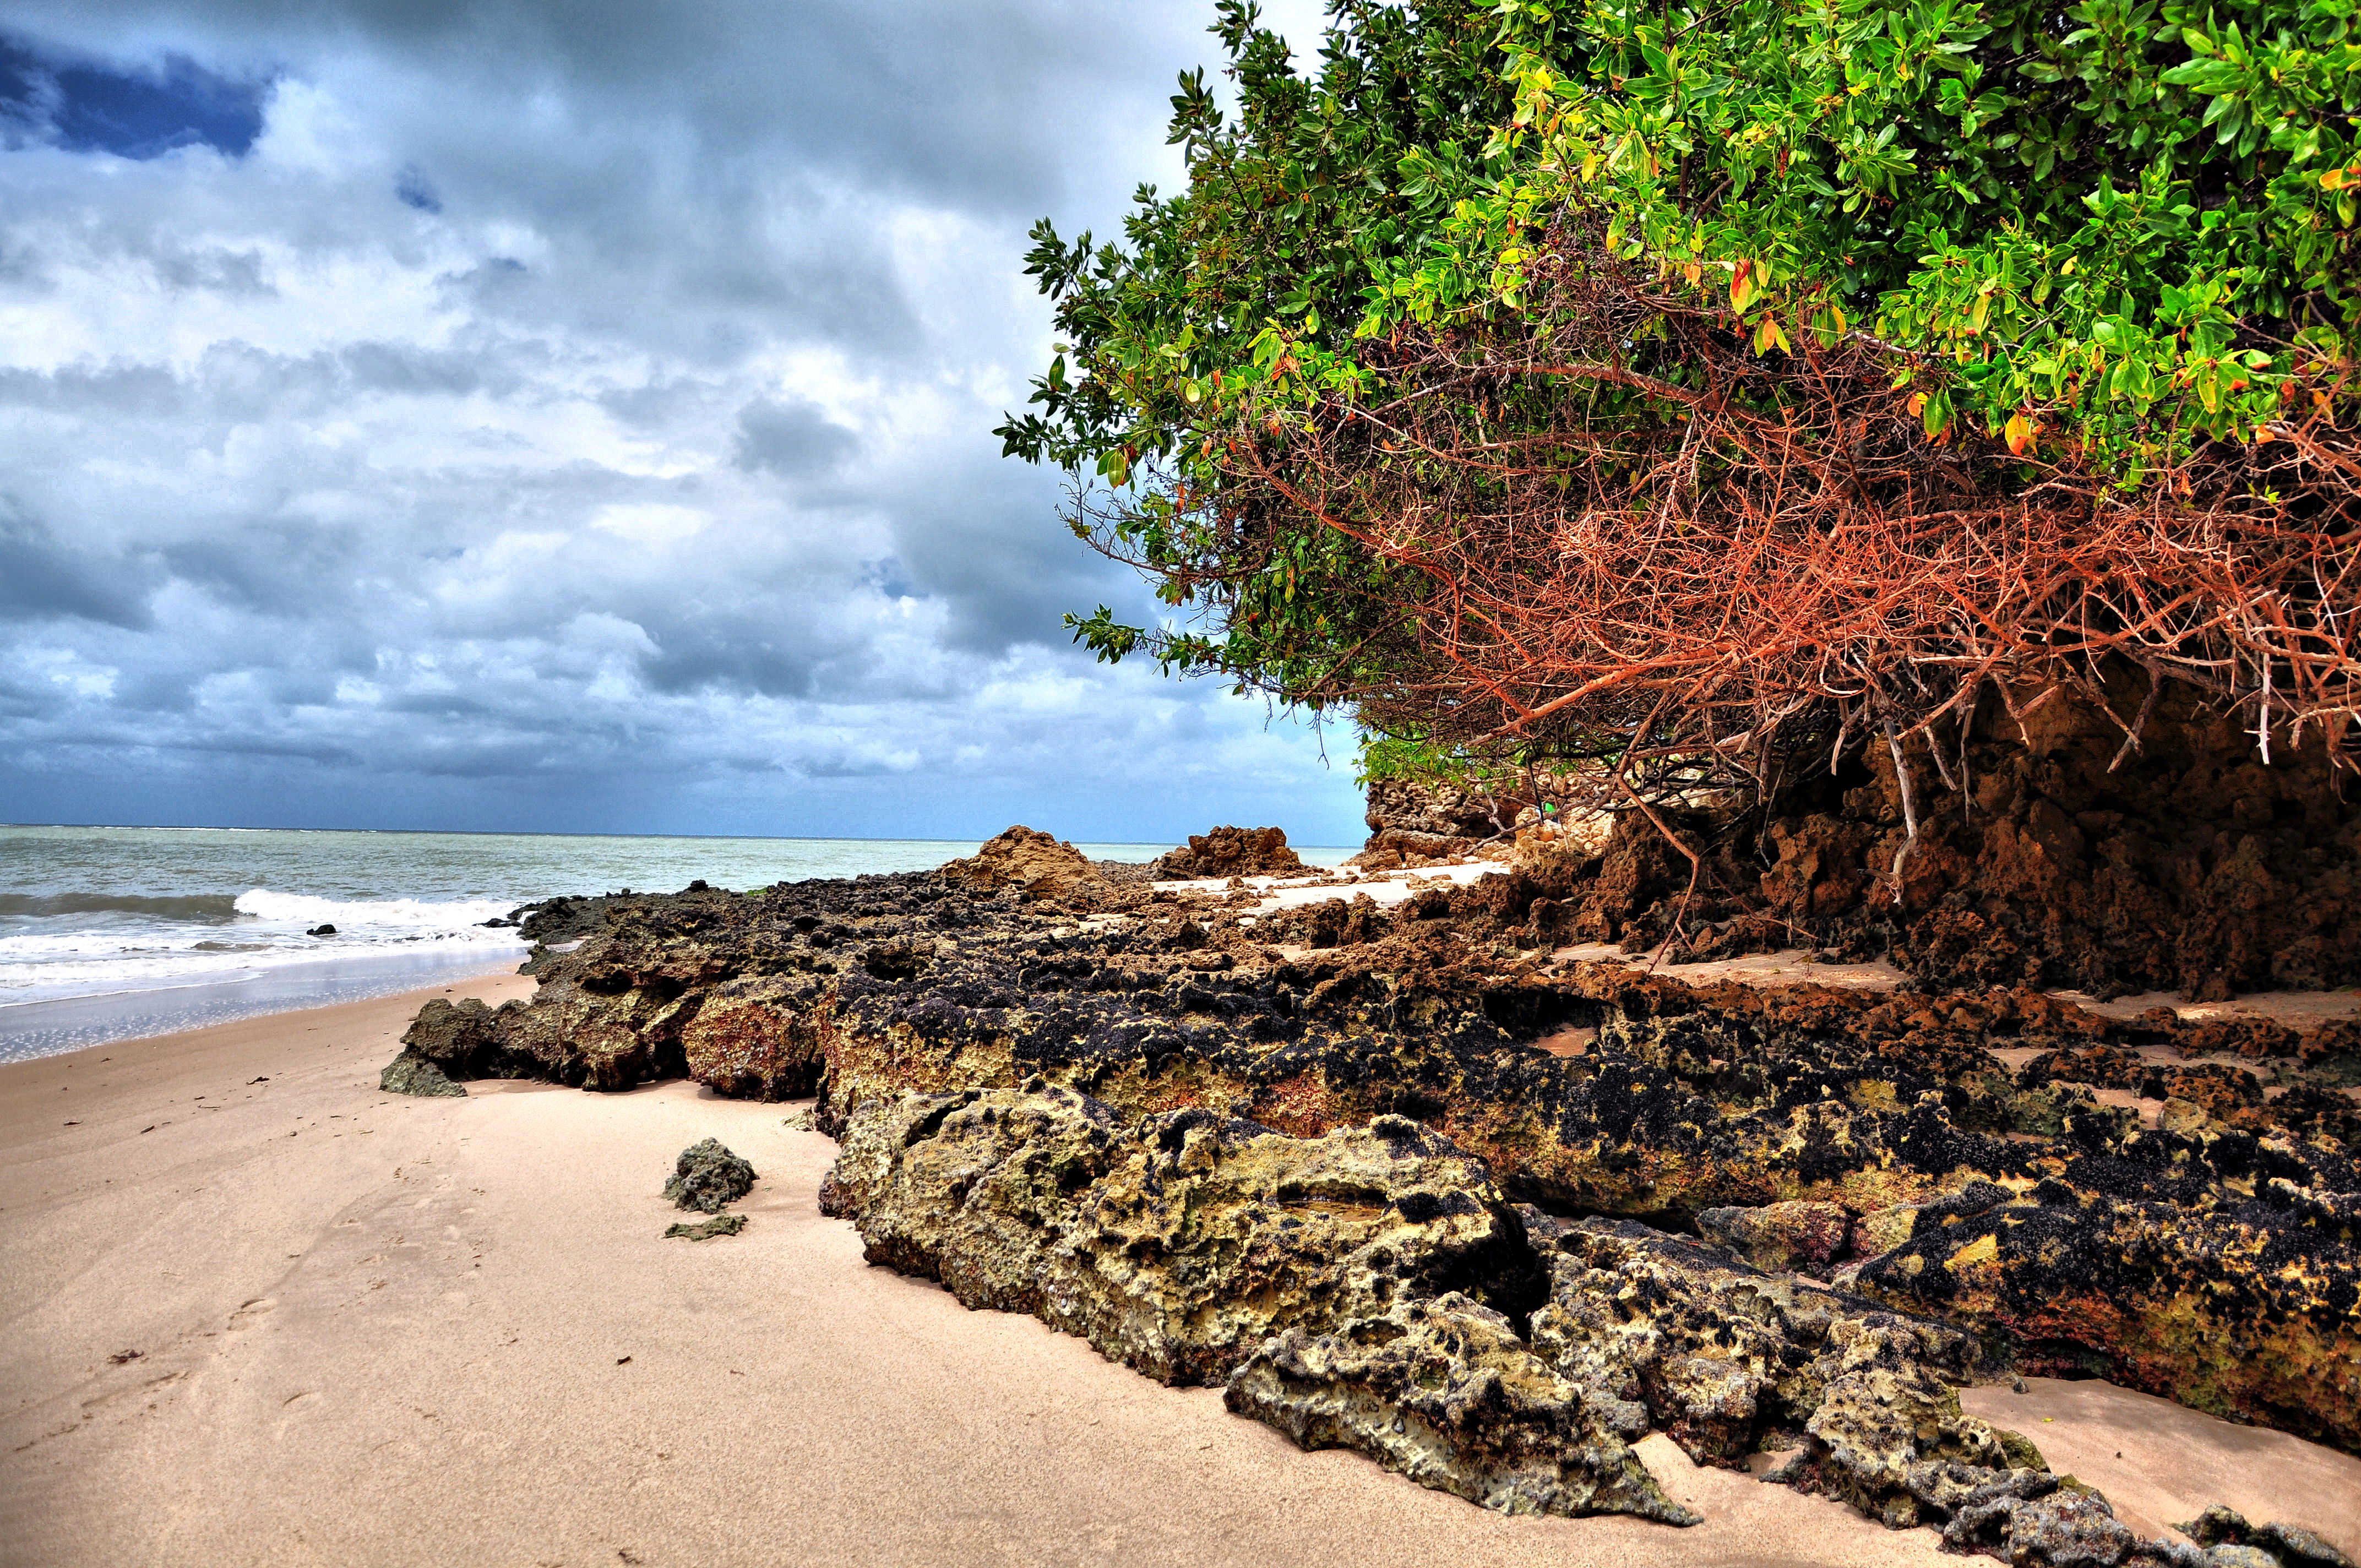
[{"x1": 0, "y1": 825, "x2": 1352, "y2": 1063}]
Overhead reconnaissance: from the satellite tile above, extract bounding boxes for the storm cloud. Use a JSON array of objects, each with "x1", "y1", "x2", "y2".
[{"x1": 0, "y1": 0, "x2": 1359, "y2": 842}]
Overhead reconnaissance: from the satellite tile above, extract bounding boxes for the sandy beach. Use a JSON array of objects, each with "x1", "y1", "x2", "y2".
[{"x1": 4, "y1": 979, "x2": 2355, "y2": 1568}]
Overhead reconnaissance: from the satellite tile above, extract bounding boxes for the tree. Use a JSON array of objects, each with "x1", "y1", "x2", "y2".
[{"x1": 1002, "y1": 0, "x2": 2361, "y2": 808}]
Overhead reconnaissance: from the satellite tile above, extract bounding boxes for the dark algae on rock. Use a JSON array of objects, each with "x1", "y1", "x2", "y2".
[{"x1": 392, "y1": 835, "x2": 2361, "y2": 1551}]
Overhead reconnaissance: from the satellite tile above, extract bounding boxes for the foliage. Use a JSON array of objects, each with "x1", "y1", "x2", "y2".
[{"x1": 1000, "y1": 0, "x2": 2361, "y2": 787}]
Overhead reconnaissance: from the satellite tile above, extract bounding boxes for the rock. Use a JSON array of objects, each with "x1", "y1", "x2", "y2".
[
  {"x1": 2003, "y1": 1490, "x2": 2136, "y2": 1568},
  {"x1": 2180, "y1": 1506, "x2": 2357, "y2": 1568},
  {"x1": 394, "y1": 863, "x2": 2361, "y2": 1454},
  {"x1": 2205, "y1": 1549, "x2": 2284, "y2": 1568},
  {"x1": 1350, "y1": 779, "x2": 1519, "y2": 867},
  {"x1": 1520, "y1": 1213, "x2": 2037, "y2": 1528},
  {"x1": 664, "y1": 1213, "x2": 747, "y2": 1240},
  {"x1": 1150, "y1": 826, "x2": 1305, "y2": 880},
  {"x1": 1695, "y1": 1200, "x2": 1853, "y2": 1275},
  {"x1": 679, "y1": 976, "x2": 831, "y2": 1099},
  {"x1": 378, "y1": 1050, "x2": 465, "y2": 1097},
  {"x1": 1228, "y1": 1293, "x2": 1698, "y2": 1522},
  {"x1": 663, "y1": 1137, "x2": 755, "y2": 1213},
  {"x1": 938, "y1": 825, "x2": 1109, "y2": 901},
  {"x1": 824, "y1": 1086, "x2": 1688, "y2": 1521}
]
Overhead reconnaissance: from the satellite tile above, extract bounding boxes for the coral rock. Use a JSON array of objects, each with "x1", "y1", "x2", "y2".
[
  {"x1": 378, "y1": 1050, "x2": 465, "y2": 1097},
  {"x1": 664, "y1": 1137, "x2": 755, "y2": 1213},
  {"x1": 938, "y1": 825, "x2": 1108, "y2": 901},
  {"x1": 1151, "y1": 825, "x2": 1305, "y2": 880}
]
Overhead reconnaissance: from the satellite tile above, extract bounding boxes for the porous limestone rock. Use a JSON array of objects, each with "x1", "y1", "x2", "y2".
[
  {"x1": 1518, "y1": 1213, "x2": 2044, "y2": 1529},
  {"x1": 664, "y1": 1213, "x2": 747, "y2": 1240},
  {"x1": 400, "y1": 865, "x2": 2361, "y2": 1453},
  {"x1": 679, "y1": 975, "x2": 833, "y2": 1099},
  {"x1": 938, "y1": 825, "x2": 1108, "y2": 902},
  {"x1": 378, "y1": 1051, "x2": 465, "y2": 1097},
  {"x1": 1695, "y1": 1199, "x2": 1853, "y2": 1276},
  {"x1": 2179, "y1": 1505, "x2": 2358, "y2": 1568},
  {"x1": 1227, "y1": 1293, "x2": 1697, "y2": 1521},
  {"x1": 664, "y1": 1137, "x2": 755, "y2": 1213},
  {"x1": 823, "y1": 1085, "x2": 1687, "y2": 1521},
  {"x1": 1150, "y1": 825, "x2": 1306, "y2": 881}
]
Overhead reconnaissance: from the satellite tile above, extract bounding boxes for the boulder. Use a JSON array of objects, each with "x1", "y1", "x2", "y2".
[
  {"x1": 1150, "y1": 825, "x2": 1305, "y2": 880},
  {"x1": 938, "y1": 825, "x2": 1108, "y2": 901},
  {"x1": 680, "y1": 976, "x2": 831, "y2": 1099},
  {"x1": 1522, "y1": 1213, "x2": 2042, "y2": 1528},
  {"x1": 1350, "y1": 780, "x2": 1517, "y2": 868},
  {"x1": 378, "y1": 1050, "x2": 465, "y2": 1097},
  {"x1": 663, "y1": 1137, "x2": 756, "y2": 1213}
]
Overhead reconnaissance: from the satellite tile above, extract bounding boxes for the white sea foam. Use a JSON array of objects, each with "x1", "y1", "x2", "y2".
[{"x1": 0, "y1": 887, "x2": 526, "y2": 1005}]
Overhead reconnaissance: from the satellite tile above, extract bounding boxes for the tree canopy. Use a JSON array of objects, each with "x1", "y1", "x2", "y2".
[{"x1": 1000, "y1": 0, "x2": 2360, "y2": 793}]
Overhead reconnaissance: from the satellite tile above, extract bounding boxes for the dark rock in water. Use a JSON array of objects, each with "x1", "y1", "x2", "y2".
[
  {"x1": 664, "y1": 1212, "x2": 746, "y2": 1240},
  {"x1": 1150, "y1": 825, "x2": 1305, "y2": 880},
  {"x1": 664, "y1": 1137, "x2": 754, "y2": 1213},
  {"x1": 307, "y1": 923, "x2": 336, "y2": 936},
  {"x1": 378, "y1": 1050, "x2": 466, "y2": 1097}
]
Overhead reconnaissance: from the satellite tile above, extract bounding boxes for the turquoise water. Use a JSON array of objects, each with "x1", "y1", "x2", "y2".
[{"x1": 0, "y1": 825, "x2": 1351, "y2": 1060}]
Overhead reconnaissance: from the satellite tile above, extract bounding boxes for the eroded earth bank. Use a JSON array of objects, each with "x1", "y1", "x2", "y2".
[{"x1": 385, "y1": 819, "x2": 2361, "y2": 1568}]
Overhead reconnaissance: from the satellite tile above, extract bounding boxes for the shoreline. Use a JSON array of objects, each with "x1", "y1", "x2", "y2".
[
  {"x1": 6, "y1": 974, "x2": 2355, "y2": 1566},
  {"x1": 0, "y1": 950, "x2": 528, "y2": 1066}
]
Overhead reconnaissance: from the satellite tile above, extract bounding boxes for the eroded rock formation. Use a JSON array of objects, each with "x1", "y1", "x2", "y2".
[
  {"x1": 1149, "y1": 825, "x2": 1305, "y2": 880},
  {"x1": 388, "y1": 853, "x2": 2361, "y2": 1547}
]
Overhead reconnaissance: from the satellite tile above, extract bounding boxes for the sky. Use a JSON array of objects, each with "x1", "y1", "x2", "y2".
[{"x1": 0, "y1": 0, "x2": 1367, "y2": 846}]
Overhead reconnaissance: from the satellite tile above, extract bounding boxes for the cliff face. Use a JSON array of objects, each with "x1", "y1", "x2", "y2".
[{"x1": 384, "y1": 858, "x2": 2361, "y2": 1500}]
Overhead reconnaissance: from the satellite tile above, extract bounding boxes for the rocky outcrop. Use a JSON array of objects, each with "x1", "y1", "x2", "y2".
[
  {"x1": 938, "y1": 825, "x2": 1108, "y2": 901},
  {"x1": 392, "y1": 865, "x2": 2361, "y2": 1462},
  {"x1": 1520, "y1": 1213, "x2": 2048, "y2": 1529},
  {"x1": 2180, "y1": 1506, "x2": 2358, "y2": 1568},
  {"x1": 664, "y1": 1137, "x2": 756, "y2": 1213},
  {"x1": 1352, "y1": 778, "x2": 1518, "y2": 867},
  {"x1": 1537, "y1": 675, "x2": 2361, "y2": 998},
  {"x1": 1149, "y1": 825, "x2": 1305, "y2": 880},
  {"x1": 820, "y1": 1084, "x2": 1691, "y2": 1521},
  {"x1": 816, "y1": 1082, "x2": 2087, "y2": 1530}
]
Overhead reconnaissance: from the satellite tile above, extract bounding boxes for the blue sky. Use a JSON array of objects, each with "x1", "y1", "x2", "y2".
[{"x1": 0, "y1": 0, "x2": 1367, "y2": 845}]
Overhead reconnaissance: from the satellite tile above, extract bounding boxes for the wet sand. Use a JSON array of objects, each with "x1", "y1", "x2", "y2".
[{"x1": 3, "y1": 978, "x2": 2353, "y2": 1567}]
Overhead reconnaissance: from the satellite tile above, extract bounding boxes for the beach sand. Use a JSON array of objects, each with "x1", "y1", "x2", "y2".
[{"x1": 4, "y1": 980, "x2": 2354, "y2": 1567}]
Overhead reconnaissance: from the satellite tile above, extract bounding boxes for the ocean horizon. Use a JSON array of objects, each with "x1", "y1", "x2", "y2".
[{"x1": 0, "y1": 824, "x2": 1355, "y2": 1061}]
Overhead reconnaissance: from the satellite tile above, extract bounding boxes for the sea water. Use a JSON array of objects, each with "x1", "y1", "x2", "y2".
[{"x1": 0, "y1": 825, "x2": 1347, "y2": 1061}]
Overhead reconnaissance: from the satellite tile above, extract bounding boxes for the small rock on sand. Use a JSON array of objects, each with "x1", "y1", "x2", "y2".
[
  {"x1": 663, "y1": 1213, "x2": 747, "y2": 1241},
  {"x1": 663, "y1": 1137, "x2": 755, "y2": 1212}
]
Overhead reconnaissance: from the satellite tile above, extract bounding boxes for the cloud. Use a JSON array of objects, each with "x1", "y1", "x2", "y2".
[
  {"x1": 732, "y1": 397, "x2": 858, "y2": 478},
  {"x1": 0, "y1": 1, "x2": 1369, "y2": 846}
]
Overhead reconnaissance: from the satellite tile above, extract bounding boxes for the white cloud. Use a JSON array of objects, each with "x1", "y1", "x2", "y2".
[{"x1": 0, "y1": 1, "x2": 1368, "y2": 845}]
